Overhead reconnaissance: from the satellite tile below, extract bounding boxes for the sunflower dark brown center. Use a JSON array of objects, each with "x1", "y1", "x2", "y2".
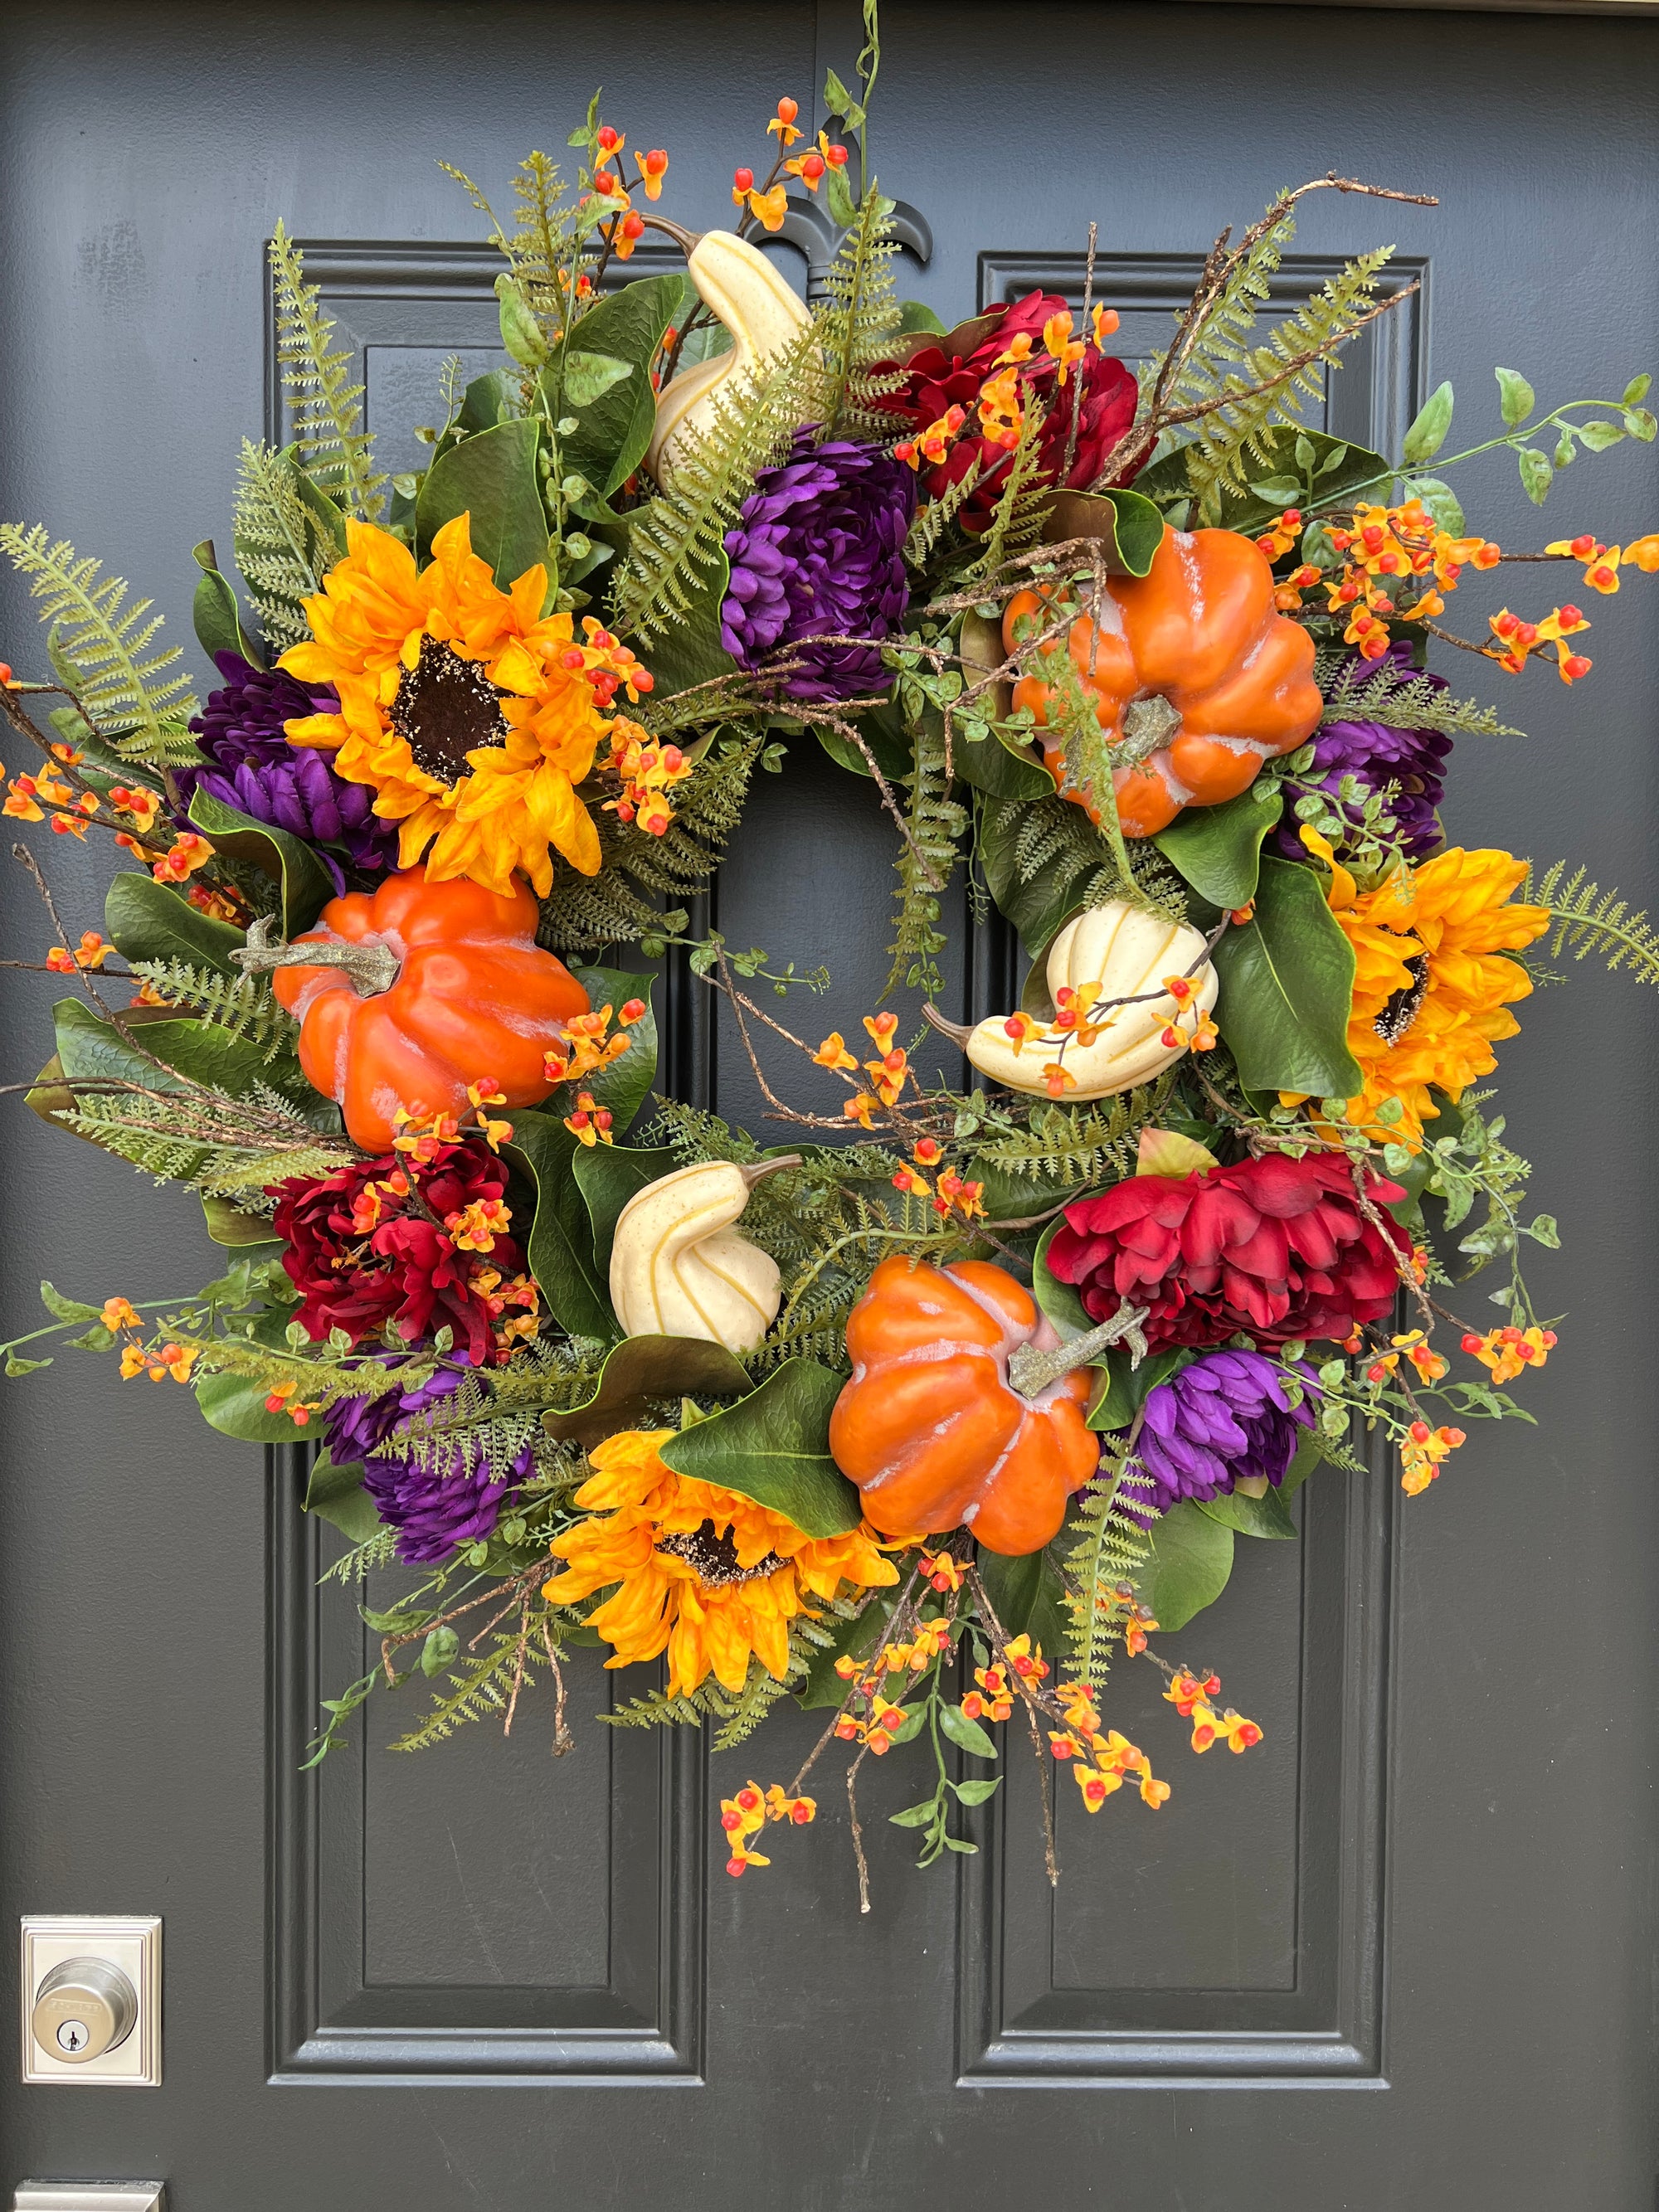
[
  {"x1": 656, "y1": 1519, "x2": 782, "y2": 1587},
  {"x1": 1374, "y1": 951, "x2": 1430, "y2": 1044},
  {"x1": 390, "y1": 634, "x2": 509, "y2": 783}
]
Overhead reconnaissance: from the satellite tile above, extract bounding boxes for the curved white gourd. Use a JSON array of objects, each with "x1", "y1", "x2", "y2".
[
  {"x1": 609, "y1": 1159, "x2": 791, "y2": 1353},
  {"x1": 964, "y1": 901, "x2": 1219, "y2": 1100},
  {"x1": 646, "y1": 230, "x2": 813, "y2": 484}
]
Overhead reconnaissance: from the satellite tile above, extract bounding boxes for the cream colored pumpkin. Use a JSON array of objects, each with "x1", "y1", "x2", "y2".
[
  {"x1": 965, "y1": 901, "x2": 1219, "y2": 1100},
  {"x1": 609, "y1": 1159, "x2": 792, "y2": 1353},
  {"x1": 646, "y1": 230, "x2": 813, "y2": 484}
]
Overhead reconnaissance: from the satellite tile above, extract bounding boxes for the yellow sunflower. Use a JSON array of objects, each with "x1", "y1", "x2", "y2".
[
  {"x1": 279, "y1": 514, "x2": 636, "y2": 898},
  {"x1": 1284, "y1": 846, "x2": 1549, "y2": 1150},
  {"x1": 544, "y1": 1427, "x2": 898, "y2": 1698}
]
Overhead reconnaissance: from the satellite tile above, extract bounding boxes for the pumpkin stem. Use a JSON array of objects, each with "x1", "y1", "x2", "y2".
[
  {"x1": 740, "y1": 1154, "x2": 802, "y2": 1189},
  {"x1": 1006, "y1": 1302, "x2": 1150, "y2": 1399},
  {"x1": 231, "y1": 913, "x2": 399, "y2": 998},
  {"x1": 921, "y1": 1003, "x2": 974, "y2": 1049}
]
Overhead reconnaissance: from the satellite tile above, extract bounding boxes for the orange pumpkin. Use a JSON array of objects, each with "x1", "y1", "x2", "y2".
[
  {"x1": 1003, "y1": 524, "x2": 1321, "y2": 838},
  {"x1": 270, "y1": 866, "x2": 590, "y2": 1151},
  {"x1": 829, "y1": 1256, "x2": 1101, "y2": 1558}
]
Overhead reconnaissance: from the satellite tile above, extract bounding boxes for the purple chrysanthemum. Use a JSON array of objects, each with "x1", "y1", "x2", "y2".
[
  {"x1": 720, "y1": 430, "x2": 915, "y2": 700},
  {"x1": 1275, "y1": 643, "x2": 1452, "y2": 863},
  {"x1": 180, "y1": 652, "x2": 401, "y2": 887},
  {"x1": 323, "y1": 1361, "x2": 532, "y2": 1564},
  {"x1": 1134, "y1": 1349, "x2": 1316, "y2": 1518}
]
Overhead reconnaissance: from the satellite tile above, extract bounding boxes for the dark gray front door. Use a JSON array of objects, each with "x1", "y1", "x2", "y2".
[{"x1": 3, "y1": 3, "x2": 1657, "y2": 2205}]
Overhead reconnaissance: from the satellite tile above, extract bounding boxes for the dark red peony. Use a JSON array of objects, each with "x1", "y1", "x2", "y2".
[
  {"x1": 271, "y1": 1139, "x2": 536, "y2": 1364},
  {"x1": 1045, "y1": 1154, "x2": 1410, "y2": 1350},
  {"x1": 874, "y1": 291, "x2": 1138, "y2": 528}
]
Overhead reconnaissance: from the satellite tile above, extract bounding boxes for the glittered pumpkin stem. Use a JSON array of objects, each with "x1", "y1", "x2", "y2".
[
  {"x1": 231, "y1": 913, "x2": 399, "y2": 999},
  {"x1": 1006, "y1": 1302, "x2": 1150, "y2": 1399}
]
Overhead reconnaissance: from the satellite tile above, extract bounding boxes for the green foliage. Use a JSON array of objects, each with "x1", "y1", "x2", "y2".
[
  {"x1": 389, "y1": 1634, "x2": 551, "y2": 1753},
  {"x1": 903, "y1": 457, "x2": 981, "y2": 570},
  {"x1": 1210, "y1": 857, "x2": 1362, "y2": 1096},
  {"x1": 231, "y1": 439, "x2": 342, "y2": 653},
  {"x1": 59, "y1": 1076, "x2": 353, "y2": 1202},
  {"x1": 887, "y1": 699, "x2": 969, "y2": 997},
  {"x1": 818, "y1": 189, "x2": 904, "y2": 439},
  {"x1": 613, "y1": 324, "x2": 821, "y2": 640},
  {"x1": 658, "y1": 1359, "x2": 860, "y2": 1536},
  {"x1": 441, "y1": 151, "x2": 576, "y2": 385},
  {"x1": 1533, "y1": 862, "x2": 1659, "y2": 990},
  {"x1": 1061, "y1": 1443, "x2": 1155, "y2": 1685},
  {"x1": 124, "y1": 957, "x2": 295, "y2": 1053},
  {"x1": 973, "y1": 1081, "x2": 1170, "y2": 1189},
  {"x1": 269, "y1": 221, "x2": 386, "y2": 521},
  {"x1": 0, "y1": 523, "x2": 197, "y2": 757},
  {"x1": 1317, "y1": 650, "x2": 1525, "y2": 741},
  {"x1": 963, "y1": 396, "x2": 1053, "y2": 585},
  {"x1": 606, "y1": 1608, "x2": 854, "y2": 1748},
  {"x1": 538, "y1": 731, "x2": 766, "y2": 950}
]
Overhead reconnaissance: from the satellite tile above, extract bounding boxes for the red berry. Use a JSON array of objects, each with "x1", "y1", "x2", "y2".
[
  {"x1": 1461, "y1": 1333, "x2": 1483, "y2": 1354},
  {"x1": 593, "y1": 171, "x2": 615, "y2": 196},
  {"x1": 800, "y1": 152, "x2": 825, "y2": 181},
  {"x1": 733, "y1": 167, "x2": 754, "y2": 192},
  {"x1": 825, "y1": 143, "x2": 849, "y2": 167},
  {"x1": 597, "y1": 125, "x2": 620, "y2": 152},
  {"x1": 776, "y1": 96, "x2": 799, "y2": 122},
  {"x1": 621, "y1": 211, "x2": 645, "y2": 239}
]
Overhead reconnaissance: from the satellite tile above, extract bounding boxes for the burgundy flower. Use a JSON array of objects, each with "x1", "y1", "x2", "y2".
[
  {"x1": 874, "y1": 290, "x2": 1138, "y2": 528},
  {"x1": 1045, "y1": 1155, "x2": 1409, "y2": 1350},
  {"x1": 270, "y1": 1140, "x2": 535, "y2": 1364}
]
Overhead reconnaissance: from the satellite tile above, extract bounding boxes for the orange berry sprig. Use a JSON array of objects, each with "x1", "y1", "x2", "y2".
[{"x1": 730, "y1": 98, "x2": 847, "y2": 236}]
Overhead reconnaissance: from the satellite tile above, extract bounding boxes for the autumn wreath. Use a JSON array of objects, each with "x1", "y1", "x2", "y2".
[{"x1": 3, "y1": 20, "x2": 1657, "y2": 1902}]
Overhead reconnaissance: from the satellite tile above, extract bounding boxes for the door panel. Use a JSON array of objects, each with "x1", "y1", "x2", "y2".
[{"x1": 2, "y1": 4, "x2": 1657, "y2": 2207}]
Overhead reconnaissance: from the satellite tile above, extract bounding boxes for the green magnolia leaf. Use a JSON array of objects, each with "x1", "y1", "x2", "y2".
[
  {"x1": 1155, "y1": 785, "x2": 1282, "y2": 909},
  {"x1": 1406, "y1": 475, "x2": 1466, "y2": 536},
  {"x1": 1136, "y1": 1499, "x2": 1233, "y2": 1631},
  {"x1": 200, "y1": 1194, "x2": 282, "y2": 1248},
  {"x1": 541, "y1": 1332, "x2": 751, "y2": 1448},
  {"x1": 565, "y1": 965, "x2": 658, "y2": 1135},
  {"x1": 1517, "y1": 446, "x2": 1554, "y2": 506},
  {"x1": 187, "y1": 786, "x2": 333, "y2": 936},
  {"x1": 458, "y1": 367, "x2": 522, "y2": 436},
  {"x1": 572, "y1": 1140, "x2": 679, "y2": 1281},
  {"x1": 1210, "y1": 857, "x2": 1361, "y2": 1097},
  {"x1": 504, "y1": 1108, "x2": 618, "y2": 1344},
  {"x1": 191, "y1": 541, "x2": 265, "y2": 668},
  {"x1": 623, "y1": 525, "x2": 736, "y2": 693},
  {"x1": 1402, "y1": 380, "x2": 1454, "y2": 466},
  {"x1": 494, "y1": 274, "x2": 548, "y2": 369},
  {"x1": 42, "y1": 996, "x2": 326, "y2": 1120},
  {"x1": 105, "y1": 869, "x2": 246, "y2": 980},
  {"x1": 1141, "y1": 428, "x2": 1389, "y2": 536},
  {"x1": 1494, "y1": 367, "x2": 1535, "y2": 427},
  {"x1": 976, "y1": 1542, "x2": 1069, "y2": 1660},
  {"x1": 549, "y1": 274, "x2": 688, "y2": 499},
  {"x1": 1279, "y1": 1430, "x2": 1326, "y2": 1500},
  {"x1": 416, "y1": 417, "x2": 549, "y2": 589},
  {"x1": 1031, "y1": 1218, "x2": 1092, "y2": 1338},
  {"x1": 951, "y1": 709, "x2": 1053, "y2": 803},
  {"x1": 938, "y1": 1702, "x2": 999, "y2": 1759},
  {"x1": 198, "y1": 1367, "x2": 309, "y2": 1445},
  {"x1": 1044, "y1": 487, "x2": 1164, "y2": 577},
  {"x1": 1196, "y1": 1483, "x2": 1298, "y2": 1539},
  {"x1": 657, "y1": 1359, "x2": 861, "y2": 1538},
  {"x1": 896, "y1": 299, "x2": 946, "y2": 336},
  {"x1": 1085, "y1": 1344, "x2": 1188, "y2": 1433}
]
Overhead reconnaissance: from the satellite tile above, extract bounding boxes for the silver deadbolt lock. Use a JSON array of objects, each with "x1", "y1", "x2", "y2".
[{"x1": 31, "y1": 1957, "x2": 138, "y2": 2064}]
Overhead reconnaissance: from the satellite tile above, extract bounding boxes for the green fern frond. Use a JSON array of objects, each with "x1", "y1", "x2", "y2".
[
  {"x1": 1534, "y1": 862, "x2": 1659, "y2": 987},
  {"x1": 231, "y1": 439, "x2": 339, "y2": 652},
  {"x1": 975, "y1": 1079, "x2": 1171, "y2": 1189},
  {"x1": 124, "y1": 956, "x2": 296, "y2": 1049},
  {"x1": 614, "y1": 328, "x2": 822, "y2": 639},
  {"x1": 389, "y1": 1634, "x2": 545, "y2": 1753},
  {"x1": 0, "y1": 523, "x2": 197, "y2": 756},
  {"x1": 58, "y1": 1074, "x2": 353, "y2": 1198},
  {"x1": 1181, "y1": 246, "x2": 1396, "y2": 521},
  {"x1": 1317, "y1": 647, "x2": 1525, "y2": 741},
  {"x1": 818, "y1": 189, "x2": 902, "y2": 439},
  {"x1": 965, "y1": 397, "x2": 1052, "y2": 586},
  {"x1": 904, "y1": 458, "x2": 982, "y2": 569},
  {"x1": 269, "y1": 221, "x2": 386, "y2": 521},
  {"x1": 886, "y1": 711, "x2": 968, "y2": 997},
  {"x1": 1061, "y1": 1449, "x2": 1155, "y2": 1685}
]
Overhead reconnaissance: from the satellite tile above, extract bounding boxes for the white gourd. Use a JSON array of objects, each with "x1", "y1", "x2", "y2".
[
  {"x1": 608, "y1": 1158, "x2": 795, "y2": 1354},
  {"x1": 645, "y1": 230, "x2": 812, "y2": 484},
  {"x1": 964, "y1": 901, "x2": 1219, "y2": 1100}
]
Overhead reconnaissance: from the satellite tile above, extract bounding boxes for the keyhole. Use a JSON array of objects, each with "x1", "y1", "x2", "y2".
[{"x1": 56, "y1": 2020, "x2": 89, "y2": 2053}]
